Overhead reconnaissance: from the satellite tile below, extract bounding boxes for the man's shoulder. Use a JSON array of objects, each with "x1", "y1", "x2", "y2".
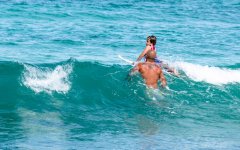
[{"x1": 142, "y1": 62, "x2": 161, "y2": 69}]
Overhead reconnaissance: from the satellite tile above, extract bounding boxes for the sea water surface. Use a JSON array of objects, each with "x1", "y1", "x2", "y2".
[{"x1": 0, "y1": 0, "x2": 240, "y2": 149}]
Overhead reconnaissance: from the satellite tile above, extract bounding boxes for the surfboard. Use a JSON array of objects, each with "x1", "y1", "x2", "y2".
[{"x1": 118, "y1": 55, "x2": 134, "y2": 65}]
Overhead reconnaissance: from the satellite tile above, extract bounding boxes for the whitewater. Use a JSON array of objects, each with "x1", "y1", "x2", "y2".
[{"x1": 0, "y1": 0, "x2": 240, "y2": 149}]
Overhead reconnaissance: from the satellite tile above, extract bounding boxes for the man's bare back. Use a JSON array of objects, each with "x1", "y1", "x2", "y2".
[{"x1": 131, "y1": 51, "x2": 167, "y2": 89}]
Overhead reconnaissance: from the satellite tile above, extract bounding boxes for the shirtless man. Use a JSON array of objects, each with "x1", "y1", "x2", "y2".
[{"x1": 130, "y1": 50, "x2": 167, "y2": 89}]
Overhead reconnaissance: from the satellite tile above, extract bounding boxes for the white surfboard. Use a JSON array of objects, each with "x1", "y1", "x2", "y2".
[{"x1": 118, "y1": 55, "x2": 135, "y2": 66}]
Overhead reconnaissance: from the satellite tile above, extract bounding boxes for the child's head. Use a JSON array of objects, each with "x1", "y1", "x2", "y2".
[{"x1": 147, "y1": 35, "x2": 157, "y2": 45}]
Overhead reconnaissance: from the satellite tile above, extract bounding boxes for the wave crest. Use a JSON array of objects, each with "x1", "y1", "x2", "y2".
[
  {"x1": 22, "y1": 64, "x2": 72, "y2": 94},
  {"x1": 175, "y1": 62, "x2": 240, "y2": 85}
]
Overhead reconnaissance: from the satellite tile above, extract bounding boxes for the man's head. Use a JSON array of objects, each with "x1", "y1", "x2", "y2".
[
  {"x1": 146, "y1": 50, "x2": 156, "y2": 61},
  {"x1": 147, "y1": 35, "x2": 157, "y2": 45}
]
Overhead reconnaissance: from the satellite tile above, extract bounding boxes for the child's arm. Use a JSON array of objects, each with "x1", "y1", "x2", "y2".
[{"x1": 136, "y1": 46, "x2": 151, "y2": 62}]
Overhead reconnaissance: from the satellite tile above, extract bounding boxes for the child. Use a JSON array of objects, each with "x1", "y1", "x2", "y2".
[
  {"x1": 136, "y1": 35, "x2": 179, "y2": 76},
  {"x1": 136, "y1": 35, "x2": 157, "y2": 62}
]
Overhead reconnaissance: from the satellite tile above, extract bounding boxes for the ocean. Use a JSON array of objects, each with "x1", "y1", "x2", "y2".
[{"x1": 0, "y1": 0, "x2": 240, "y2": 149}]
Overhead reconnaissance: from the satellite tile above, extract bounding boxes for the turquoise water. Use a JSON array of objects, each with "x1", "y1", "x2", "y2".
[{"x1": 0, "y1": 0, "x2": 240, "y2": 149}]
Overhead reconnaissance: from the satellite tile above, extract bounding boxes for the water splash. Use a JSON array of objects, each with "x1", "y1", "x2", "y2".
[
  {"x1": 22, "y1": 64, "x2": 72, "y2": 94},
  {"x1": 175, "y1": 62, "x2": 240, "y2": 85}
]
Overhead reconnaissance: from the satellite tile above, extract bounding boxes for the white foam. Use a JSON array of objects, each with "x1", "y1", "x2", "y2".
[
  {"x1": 174, "y1": 62, "x2": 240, "y2": 85},
  {"x1": 23, "y1": 64, "x2": 72, "y2": 94}
]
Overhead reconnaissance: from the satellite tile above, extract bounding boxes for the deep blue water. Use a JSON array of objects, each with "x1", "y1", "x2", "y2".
[{"x1": 0, "y1": 0, "x2": 240, "y2": 149}]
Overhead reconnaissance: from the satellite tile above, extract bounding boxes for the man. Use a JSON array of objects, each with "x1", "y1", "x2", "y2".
[{"x1": 130, "y1": 50, "x2": 167, "y2": 89}]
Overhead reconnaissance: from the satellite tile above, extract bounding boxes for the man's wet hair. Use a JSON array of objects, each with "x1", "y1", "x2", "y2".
[{"x1": 147, "y1": 35, "x2": 157, "y2": 45}]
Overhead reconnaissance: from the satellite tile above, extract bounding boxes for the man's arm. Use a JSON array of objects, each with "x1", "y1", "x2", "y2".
[
  {"x1": 162, "y1": 62, "x2": 179, "y2": 76},
  {"x1": 129, "y1": 63, "x2": 140, "y2": 76},
  {"x1": 159, "y1": 69, "x2": 167, "y2": 88},
  {"x1": 126, "y1": 64, "x2": 141, "y2": 81}
]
